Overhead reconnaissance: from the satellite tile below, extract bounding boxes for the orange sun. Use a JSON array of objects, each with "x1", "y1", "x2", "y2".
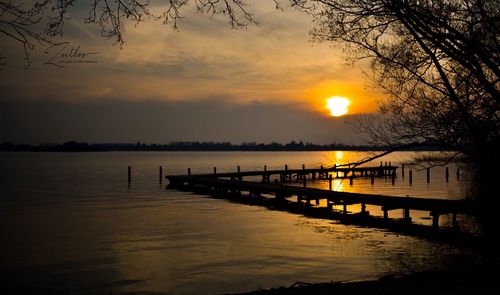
[{"x1": 326, "y1": 96, "x2": 350, "y2": 117}]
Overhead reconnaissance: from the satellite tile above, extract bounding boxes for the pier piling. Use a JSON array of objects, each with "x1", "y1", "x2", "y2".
[
  {"x1": 409, "y1": 170, "x2": 413, "y2": 184},
  {"x1": 128, "y1": 166, "x2": 131, "y2": 184},
  {"x1": 159, "y1": 166, "x2": 163, "y2": 184},
  {"x1": 427, "y1": 168, "x2": 430, "y2": 183},
  {"x1": 446, "y1": 167, "x2": 449, "y2": 182}
]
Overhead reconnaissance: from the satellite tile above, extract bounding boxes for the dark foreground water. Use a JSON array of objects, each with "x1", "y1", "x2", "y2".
[{"x1": 0, "y1": 151, "x2": 479, "y2": 294}]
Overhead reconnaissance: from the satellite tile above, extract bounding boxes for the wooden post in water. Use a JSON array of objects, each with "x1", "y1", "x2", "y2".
[
  {"x1": 237, "y1": 166, "x2": 240, "y2": 173},
  {"x1": 188, "y1": 168, "x2": 191, "y2": 175},
  {"x1": 349, "y1": 175, "x2": 353, "y2": 186},
  {"x1": 329, "y1": 175, "x2": 333, "y2": 190},
  {"x1": 213, "y1": 167, "x2": 217, "y2": 175},
  {"x1": 128, "y1": 166, "x2": 131, "y2": 184},
  {"x1": 391, "y1": 170, "x2": 395, "y2": 185},
  {"x1": 403, "y1": 208, "x2": 411, "y2": 223},
  {"x1": 409, "y1": 170, "x2": 413, "y2": 184},
  {"x1": 402, "y1": 164, "x2": 405, "y2": 178},
  {"x1": 445, "y1": 167, "x2": 449, "y2": 182},
  {"x1": 159, "y1": 166, "x2": 163, "y2": 184},
  {"x1": 456, "y1": 168, "x2": 460, "y2": 181},
  {"x1": 264, "y1": 165, "x2": 267, "y2": 172},
  {"x1": 427, "y1": 168, "x2": 430, "y2": 183},
  {"x1": 431, "y1": 212, "x2": 440, "y2": 229}
]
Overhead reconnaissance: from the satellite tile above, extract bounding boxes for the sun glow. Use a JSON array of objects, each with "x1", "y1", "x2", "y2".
[{"x1": 326, "y1": 96, "x2": 350, "y2": 117}]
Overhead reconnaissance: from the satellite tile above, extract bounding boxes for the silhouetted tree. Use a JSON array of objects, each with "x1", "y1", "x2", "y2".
[
  {"x1": 309, "y1": 0, "x2": 499, "y2": 154},
  {"x1": 305, "y1": 0, "x2": 500, "y2": 262}
]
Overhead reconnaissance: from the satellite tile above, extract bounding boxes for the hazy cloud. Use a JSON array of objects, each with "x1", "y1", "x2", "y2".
[{"x1": 0, "y1": 99, "x2": 366, "y2": 145}]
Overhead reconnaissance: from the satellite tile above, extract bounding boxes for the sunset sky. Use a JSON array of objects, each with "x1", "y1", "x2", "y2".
[{"x1": 0, "y1": 1, "x2": 384, "y2": 144}]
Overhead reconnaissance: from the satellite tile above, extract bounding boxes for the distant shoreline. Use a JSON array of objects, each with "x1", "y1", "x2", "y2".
[{"x1": 0, "y1": 141, "x2": 452, "y2": 152}]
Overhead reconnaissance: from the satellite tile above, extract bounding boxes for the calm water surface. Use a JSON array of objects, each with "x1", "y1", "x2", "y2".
[{"x1": 0, "y1": 152, "x2": 478, "y2": 294}]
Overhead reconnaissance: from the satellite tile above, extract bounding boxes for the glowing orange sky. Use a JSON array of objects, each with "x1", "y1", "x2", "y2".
[
  {"x1": 0, "y1": 2, "x2": 382, "y2": 144},
  {"x1": 1, "y1": 2, "x2": 380, "y2": 112}
]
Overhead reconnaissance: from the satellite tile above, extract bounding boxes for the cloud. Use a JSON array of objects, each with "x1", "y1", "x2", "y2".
[
  {"x1": 1, "y1": 2, "x2": 380, "y2": 110},
  {"x1": 0, "y1": 99, "x2": 367, "y2": 145},
  {"x1": 0, "y1": 1, "x2": 380, "y2": 145}
]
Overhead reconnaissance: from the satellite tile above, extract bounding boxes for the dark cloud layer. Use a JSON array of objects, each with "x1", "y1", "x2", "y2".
[{"x1": 0, "y1": 100, "x2": 365, "y2": 145}]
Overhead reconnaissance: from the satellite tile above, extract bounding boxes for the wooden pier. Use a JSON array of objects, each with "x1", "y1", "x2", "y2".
[
  {"x1": 166, "y1": 165, "x2": 474, "y2": 233},
  {"x1": 184, "y1": 165, "x2": 398, "y2": 183}
]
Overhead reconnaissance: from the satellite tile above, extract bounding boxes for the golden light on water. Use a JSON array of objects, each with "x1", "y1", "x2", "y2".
[{"x1": 326, "y1": 96, "x2": 350, "y2": 117}]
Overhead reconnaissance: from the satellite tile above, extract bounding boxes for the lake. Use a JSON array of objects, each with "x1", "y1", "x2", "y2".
[{"x1": 0, "y1": 151, "x2": 478, "y2": 294}]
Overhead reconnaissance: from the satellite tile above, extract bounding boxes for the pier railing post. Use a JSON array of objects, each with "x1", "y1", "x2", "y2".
[
  {"x1": 409, "y1": 170, "x2": 413, "y2": 185},
  {"x1": 302, "y1": 164, "x2": 305, "y2": 181}
]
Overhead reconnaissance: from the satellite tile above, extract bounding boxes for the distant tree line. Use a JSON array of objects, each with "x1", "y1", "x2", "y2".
[{"x1": 0, "y1": 140, "x2": 450, "y2": 152}]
